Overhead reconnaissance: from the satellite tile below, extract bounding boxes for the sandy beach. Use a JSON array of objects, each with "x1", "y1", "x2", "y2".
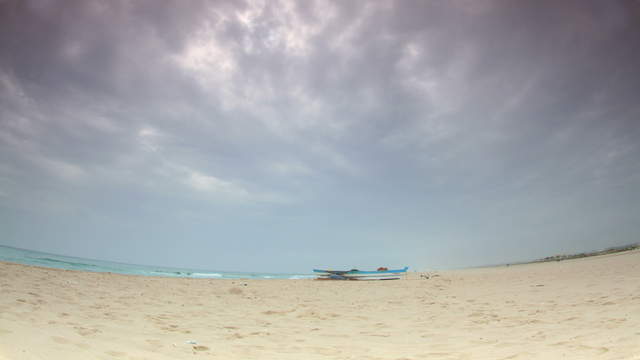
[{"x1": 1, "y1": 250, "x2": 639, "y2": 360}]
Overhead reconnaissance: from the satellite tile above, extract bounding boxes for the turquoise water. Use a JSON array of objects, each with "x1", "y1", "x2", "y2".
[{"x1": 0, "y1": 245, "x2": 313, "y2": 279}]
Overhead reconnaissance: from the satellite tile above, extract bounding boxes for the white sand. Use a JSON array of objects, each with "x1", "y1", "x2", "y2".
[{"x1": 1, "y1": 250, "x2": 639, "y2": 359}]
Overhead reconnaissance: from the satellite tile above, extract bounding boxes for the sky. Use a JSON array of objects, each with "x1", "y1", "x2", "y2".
[{"x1": 1, "y1": 0, "x2": 639, "y2": 273}]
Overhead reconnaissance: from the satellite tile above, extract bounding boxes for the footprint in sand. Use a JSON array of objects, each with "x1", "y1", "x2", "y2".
[
  {"x1": 263, "y1": 310, "x2": 286, "y2": 315},
  {"x1": 51, "y1": 336, "x2": 70, "y2": 344},
  {"x1": 105, "y1": 350, "x2": 126, "y2": 357},
  {"x1": 74, "y1": 343, "x2": 91, "y2": 350},
  {"x1": 249, "y1": 331, "x2": 271, "y2": 336},
  {"x1": 579, "y1": 345, "x2": 609, "y2": 354},
  {"x1": 74, "y1": 326, "x2": 101, "y2": 337},
  {"x1": 143, "y1": 338, "x2": 167, "y2": 352},
  {"x1": 228, "y1": 287, "x2": 243, "y2": 295},
  {"x1": 313, "y1": 347, "x2": 341, "y2": 356}
]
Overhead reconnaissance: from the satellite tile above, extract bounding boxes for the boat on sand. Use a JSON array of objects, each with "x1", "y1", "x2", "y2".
[{"x1": 313, "y1": 267, "x2": 409, "y2": 280}]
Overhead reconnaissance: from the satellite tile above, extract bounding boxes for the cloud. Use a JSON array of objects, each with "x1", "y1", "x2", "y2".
[
  {"x1": 38, "y1": 157, "x2": 86, "y2": 181},
  {"x1": 0, "y1": 0, "x2": 639, "y2": 270},
  {"x1": 268, "y1": 160, "x2": 313, "y2": 177},
  {"x1": 179, "y1": 167, "x2": 292, "y2": 204},
  {"x1": 137, "y1": 126, "x2": 162, "y2": 153},
  {"x1": 185, "y1": 170, "x2": 249, "y2": 197}
]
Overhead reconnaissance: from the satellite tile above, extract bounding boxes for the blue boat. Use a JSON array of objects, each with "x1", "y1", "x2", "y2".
[{"x1": 313, "y1": 267, "x2": 408, "y2": 280}]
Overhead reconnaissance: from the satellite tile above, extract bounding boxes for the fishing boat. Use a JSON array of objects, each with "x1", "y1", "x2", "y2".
[{"x1": 313, "y1": 266, "x2": 409, "y2": 280}]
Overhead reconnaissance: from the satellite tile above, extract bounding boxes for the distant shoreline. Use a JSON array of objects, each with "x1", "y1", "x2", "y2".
[
  {"x1": 493, "y1": 243, "x2": 640, "y2": 268},
  {"x1": 528, "y1": 243, "x2": 640, "y2": 264},
  {"x1": 459, "y1": 243, "x2": 640, "y2": 270}
]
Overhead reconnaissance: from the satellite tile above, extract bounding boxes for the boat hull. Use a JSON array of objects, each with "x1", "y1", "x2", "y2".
[{"x1": 313, "y1": 267, "x2": 408, "y2": 280}]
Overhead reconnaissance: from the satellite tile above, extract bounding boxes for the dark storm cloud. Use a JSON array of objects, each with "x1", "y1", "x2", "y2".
[{"x1": 1, "y1": 0, "x2": 639, "y2": 271}]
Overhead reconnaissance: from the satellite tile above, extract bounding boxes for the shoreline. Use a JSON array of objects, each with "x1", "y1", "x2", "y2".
[
  {"x1": 3, "y1": 242, "x2": 638, "y2": 281},
  {"x1": 4, "y1": 243, "x2": 639, "y2": 281},
  {"x1": 0, "y1": 244, "x2": 314, "y2": 280}
]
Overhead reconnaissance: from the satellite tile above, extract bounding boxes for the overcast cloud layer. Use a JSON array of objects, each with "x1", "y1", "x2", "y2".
[{"x1": 1, "y1": 0, "x2": 639, "y2": 272}]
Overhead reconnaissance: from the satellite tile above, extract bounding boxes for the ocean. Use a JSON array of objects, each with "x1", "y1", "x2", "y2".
[{"x1": 0, "y1": 245, "x2": 313, "y2": 279}]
